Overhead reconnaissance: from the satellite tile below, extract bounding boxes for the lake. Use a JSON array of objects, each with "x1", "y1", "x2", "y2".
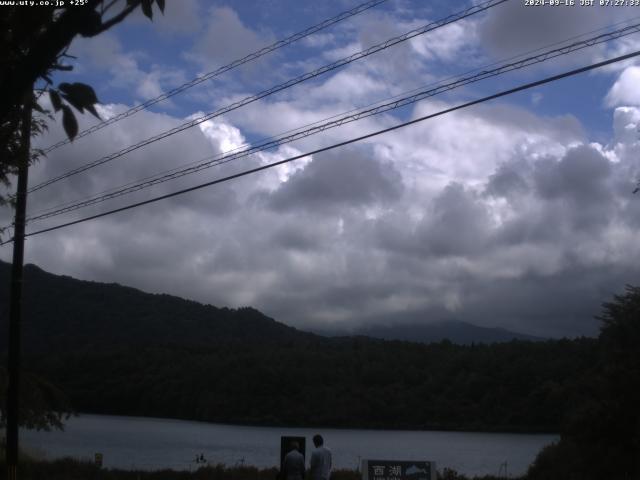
[{"x1": 21, "y1": 414, "x2": 557, "y2": 477}]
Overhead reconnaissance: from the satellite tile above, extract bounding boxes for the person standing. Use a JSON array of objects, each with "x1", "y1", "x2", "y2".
[
  {"x1": 309, "y1": 434, "x2": 332, "y2": 480},
  {"x1": 283, "y1": 441, "x2": 306, "y2": 480}
]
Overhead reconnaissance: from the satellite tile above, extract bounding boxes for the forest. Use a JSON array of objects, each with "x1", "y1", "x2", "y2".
[
  {"x1": 1, "y1": 262, "x2": 639, "y2": 478},
  {"x1": 25, "y1": 336, "x2": 601, "y2": 432},
  {"x1": 0, "y1": 261, "x2": 596, "y2": 432}
]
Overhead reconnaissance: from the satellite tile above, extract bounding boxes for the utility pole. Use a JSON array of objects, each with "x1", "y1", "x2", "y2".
[{"x1": 5, "y1": 90, "x2": 33, "y2": 480}]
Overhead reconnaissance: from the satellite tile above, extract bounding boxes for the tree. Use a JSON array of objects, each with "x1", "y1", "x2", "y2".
[
  {"x1": 1, "y1": 0, "x2": 166, "y2": 436},
  {"x1": 0, "y1": 367, "x2": 73, "y2": 432},
  {"x1": 528, "y1": 285, "x2": 640, "y2": 480},
  {"x1": 0, "y1": 0, "x2": 166, "y2": 207}
]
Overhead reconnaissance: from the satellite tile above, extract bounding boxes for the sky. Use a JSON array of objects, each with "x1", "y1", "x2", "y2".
[{"x1": 2, "y1": 0, "x2": 640, "y2": 338}]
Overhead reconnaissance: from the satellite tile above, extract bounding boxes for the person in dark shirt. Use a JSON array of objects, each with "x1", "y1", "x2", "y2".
[{"x1": 283, "y1": 441, "x2": 305, "y2": 480}]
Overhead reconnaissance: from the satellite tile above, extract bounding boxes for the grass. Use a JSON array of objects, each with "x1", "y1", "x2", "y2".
[{"x1": 0, "y1": 457, "x2": 521, "y2": 480}]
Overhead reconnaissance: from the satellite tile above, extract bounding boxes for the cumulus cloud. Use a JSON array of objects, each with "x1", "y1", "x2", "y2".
[
  {"x1": 606, "y1": 66, "x2": 640, "y2": 107},
  {"x1": 267, "y1": 149, "x2": 403, "y2": 212},
  {"x1": 410, "y1": 19, "x2": 478, "y2": 62},
  {"x1": 125, "y1": 0, "x2": 202, "y2": 33},
  {"x1": 186, "y1": 5, "x2": 274, "y2": 72},
  {"x1": 7, "y1": 89, "x2": 635, "y2": 338},
  {"x1": 478, "y1": 3, "x2": 618, "y2": 57},
  {"x1": 418, "y1": 183, "x2": 493, "y2": 256},
  {"x1": 70, "y1": 33, "x2": 187, "y2": 102},
  {"x1": 476, "y1": 1, "x2": 637, "y2": 74},
  {"x1": 152, "y1": 0, "x2": 202, "y2": 34}
]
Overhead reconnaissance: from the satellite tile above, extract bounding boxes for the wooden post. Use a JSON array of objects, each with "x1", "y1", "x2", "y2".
[{"x1": 5, "y1": 90, "x2": 32, "y2": 480}]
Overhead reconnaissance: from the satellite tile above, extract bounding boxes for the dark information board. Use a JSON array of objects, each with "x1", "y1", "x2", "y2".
[{"x1": 362, "y1": 460, "x2": 435, "y2": 480}]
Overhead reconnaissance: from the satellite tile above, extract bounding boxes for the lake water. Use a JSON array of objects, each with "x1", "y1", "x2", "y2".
[{"x1": 21, "y1": 414, "x2": 557, "y2": 477}]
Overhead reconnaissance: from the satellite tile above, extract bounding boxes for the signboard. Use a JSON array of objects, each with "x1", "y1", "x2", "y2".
[
  {"x1": 280, "y1": 436, "x2": 306, "y2": 472},
  {"x1": 362, "y1": 460, "x2": 435, "y2": 480}
]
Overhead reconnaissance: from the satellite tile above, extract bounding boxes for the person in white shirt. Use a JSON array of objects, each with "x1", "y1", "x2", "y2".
[{"x1": 309, "y1": 434, "x2": 332, "y2": 480}]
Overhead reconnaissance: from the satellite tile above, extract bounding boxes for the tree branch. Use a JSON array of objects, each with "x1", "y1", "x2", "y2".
[
  {"x1": 0, "y1": 0, "x2": 142, "y2": 122},
  {"x1": 101, "y1": 0, "x2": 120, "y2": 16},
  {"x1": 92, "y1": 0, "x2": 140, "y2": 37}
]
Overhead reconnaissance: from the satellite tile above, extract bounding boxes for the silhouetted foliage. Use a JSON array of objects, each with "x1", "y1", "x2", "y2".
[
  {"x1": 0, "y1": 0, "x2": 165, "y2": 206},
  {"x1": 0, "y1": 367, "x2": 73, "y2": 431},
  {"x1": 0, "y1": 456, "x2": 512, "y2": 480},
  {"x1": 527, "y1": 285, "x2": 640, "y2": 480}
]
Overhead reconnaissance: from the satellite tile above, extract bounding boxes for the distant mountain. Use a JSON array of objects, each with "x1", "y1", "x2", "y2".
[
  {"x1": 339, "y1": 320, "x2": 546, "y2": 345},
  {"x1": 0, "y1": 260, "x2": 314, "y2": 355}
]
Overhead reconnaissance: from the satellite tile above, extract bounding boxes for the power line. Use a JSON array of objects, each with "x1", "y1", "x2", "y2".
[
  {"x1": 24, "y1": 21, "x2": 640, "y2": 223},
  {"x1": 28, "y1": 0, "x2": 508, "y2": 194},
  {"x1": 32, "y1": 0, "x2": 505, "y2": 192},
  {"x1": 2, "y1": 49, "x2": 635, "y2": 245},
  {"x1": 41, "y1": 0, "x2": 389, "y2": 154},
  {"x1": 24, "y1": 13, "x2": 640, "y2": 223},
  {"x1": 26, "y1": 14, "x2": 640, "y2": 222}
]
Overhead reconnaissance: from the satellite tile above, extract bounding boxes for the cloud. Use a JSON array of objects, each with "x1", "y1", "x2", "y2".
[
  {"x1": 533, "y1": 146, "x2": 612, "y2": 203},
  {"x1": 485, "y1": 160, "x2": 530, "y2": 199},
  {"x1": 3, "y1": 94, "x2": 639, "y2": 340},
  {"x1": 305, "y1": 69, "x2": 389, "y2": 104},
  {"x1": 606, "y1": 66, "x2": 640, "y2": 107},
  {"x1": 478, "y1": 3, "x2": 615, "y2": 57},
  {"x1": 418, "y1": 183, "x2": 492, "y2": 256},
  {"x1": 125, "y1": 0, "x2": 202, "y2": 33},
  {"x1": 186, "y1": 6, "x2": 273, "y2": 72},
  {"x1": 410, "y1": 19, "x2": 478, "y2": 62},
  {"x1": 152, "y1": 0, "x2": 202, "y2": 34},
  {"x1": 70, "y1": 33, "x2": 187, "y2": 102},
  {"x1": 475, "y1": 1, "x2": 636, "y2": 74},
  {"x1": 4, "y1": 2, "x2": 640, "y2": 342},
  {"x1": 267, "y1": 148, "x2": 403, "y2": 212}
]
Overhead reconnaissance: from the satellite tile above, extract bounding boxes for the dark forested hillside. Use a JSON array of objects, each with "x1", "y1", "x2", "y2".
[
  {"x1": 0, "y1": 261, "x2": 598, "y2": 432},
  {"x1": 0, "y1": 261, "x2": 313, "y2": 355}
]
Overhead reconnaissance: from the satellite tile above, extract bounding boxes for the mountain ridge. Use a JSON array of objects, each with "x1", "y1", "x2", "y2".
[
  {"x1": 0, "y1": 260, "x2": 314, "y2": 354},
  {"x1": 1, "y1": 260, "x2": 547, "y2": 348},
  {"x1": 319, "y1": 320, "x2": 546, "y2": 345}
]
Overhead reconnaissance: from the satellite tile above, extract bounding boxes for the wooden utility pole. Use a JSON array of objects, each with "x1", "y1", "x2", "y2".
[{"x1": 5, "y1": 91, "x2": 32, "y2": 480}]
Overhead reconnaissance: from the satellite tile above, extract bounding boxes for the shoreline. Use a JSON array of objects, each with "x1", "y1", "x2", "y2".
[
  {"x1": 18, "y1": 415, "x2": 555, "y2": 477},
  {"x1": 67, "y1": 411, "x2": 561, "y2": 436}
]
